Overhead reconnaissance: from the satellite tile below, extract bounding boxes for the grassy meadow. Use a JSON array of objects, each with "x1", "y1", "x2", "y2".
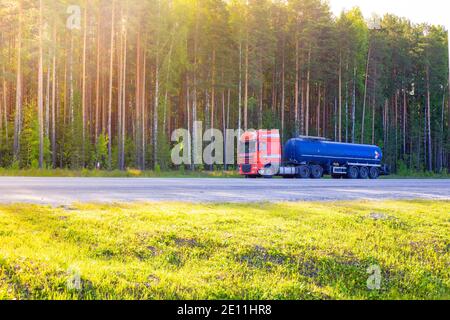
[
  {"x1": 0, "y1": 168, "x2": 241, "y2": 178},
  {"x1": 0, "y1": 168, "x2": 448, "y2": 179},
  {"x1": 0, "y1": 200, "x2": 448, "y2": 300}
]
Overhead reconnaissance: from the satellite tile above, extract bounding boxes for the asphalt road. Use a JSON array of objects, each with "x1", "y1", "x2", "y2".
[{"x1": 0, "y1": 177, "x2": 449, "y2": 205}]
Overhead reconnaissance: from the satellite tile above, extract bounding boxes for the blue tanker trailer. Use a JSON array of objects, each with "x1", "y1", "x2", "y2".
[
  {"x1": 238, "y1": 131, "x2": 389, "y2": 179},
  {"x1": 281, "y1": 137, "x2": 388, "y2": 179}
]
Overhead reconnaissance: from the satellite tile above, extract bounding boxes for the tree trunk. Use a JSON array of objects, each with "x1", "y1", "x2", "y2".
[
  {"x1": 81, "y1": 2, "x2": 88, "y2": 167},
  {"x1": 403, "y1": 89, "x2": 407, "y2": 156},
  {"x1": 423, "y1": 102, "x2": 427, "y2": 169},
  {"x1": 136, "y1": 28, "x2": 141, "y2": 168},
  {"x1": 271, "y1": 66, "x2": 276, "y2": 114},
  {"x1": 107, "y1": 0, "x2": 115, "y2": 170},
  {"x1": 117, "y1": 10, "x2": 124, "y2": 170},
  {"x1": 69, "y1": 33, "x2": 74, "y2": 128},
  {"x1": 0, "y1": 34, "x2": 4, "y2": 147},
  {"x1": 322, "y1": 87, "x2": 327, "y2": 137},
  {"x1": 338, "y1": 51, "x2": 342, "y2": 142},
  {"x1": 13, "y1": 0, "x2": 23, "y2": 162},
  {"x1": 305, "y1": 46, "x2": 311, "y2": 136},
  {"x1": 352, "y1": 66, "x2": 356, "y2": 143},
  {"x1": 384, "y1": 99, "x2": 388, "y2": 151},
  {"x1": 211, "y1": 48, "x2": 216, "y2": 133},
  {"x1": 95, "y1": 6, "x2": 101, "y2": 141},
  {"x1": 186, "y1": 74, "x2": 191, "y2": 169},
  {"x1": 141, "y1": 52, "x2": 146, "y2": 170},
  {"x1": 294, "y1": 38, "x2": 299, "y2": 135},
  {"x1": 438, "y1": 93, "x2": 445, "y2": 172},
  {"x1": 38, "y1": 0, "x2": 44, "y2": 169},
  {"x1": 153, "y1": 4, "x2": 160, "y2": 170},
  {"x1": 258, "y1": 52, "x2": 263, "y2": 129},
  {"x1": 371, "y1": 94, "x2": 375, "y2": 145},
  {"x1": 344, "y1": 85, "x2": 349, "y2": 143},
  {"x1": 344, "y1": 62, "x2": 349, "y2": 142},
  {"x1": 2, "y1": 64, "x2": 7, "y2": 146},
  {"x1": 371, "y1": 64, "x2": 377, "y2": 145},
  {"x1": 244, "y1": 35, "x2": 249, "y2": 130},
  {"x1": 316, "y1": 84, "x2": 321, "y2": 137},
  {"x1": 447, "y1": 29, "x2": 450, "y2": 171},
  {"x1": 281, "y1": 39, "x2": 285, "y2": 143},
  {"x1": 238, "y1": 41, "x2": 242, "y2": 132},
  {"x1": 45, "y1": 55, "x2": 50, "y2": 139},
  {"x1": 191, "y1": 11, "x2": 199, "y2": 170},
  {"x1": 120, "y1": 20, "x2": 127, "y2": 171},
  {"x1": 51, "y1": 24, "x2": 57, "y2": 168},
  {"x1": 0, "y1": 67, "x2": 2, "y2": 147},
  {"x1": 395, "y1": 89, "x2": 399, "y2": 165},
  {"x1": 426, "y1": 65, "x2": 432, "y2": 172},
  {"x1": 61, "y1": 45, "x2": 67, "y2": 167},
  {"x1": 227, "y1": 88, "x2": 231, "y2": 132},
  {"x1": 163, "y1": 30, "x2": 175, "y2": 136},
  {"x1": 361, "y1": 46, "x2": 371, "y2": 144},
  {"x1": 205, "y1": 90, "x2": 210, "y2": 129},
  {"x1": 334, "y1": 97, "x2": 337, "y2": 141},
  {"x1": 222, "y1": 79, "x2": 226, "y2": 170}
]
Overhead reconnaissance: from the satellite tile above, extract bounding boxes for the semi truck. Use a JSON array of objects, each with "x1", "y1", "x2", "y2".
[{"x1": 238, "y1": 129, "x2": 389, "y2": 179}]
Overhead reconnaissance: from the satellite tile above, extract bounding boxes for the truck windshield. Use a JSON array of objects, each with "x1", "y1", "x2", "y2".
[
  {"x1": 258, "y1": 142, "x2": 267, "y2": 152},
  {"x1": 242, "y1": 140, "x2": 256, "y2": 154}
]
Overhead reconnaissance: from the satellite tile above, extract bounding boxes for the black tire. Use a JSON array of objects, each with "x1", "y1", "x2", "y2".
[
  {"x1": 359, "y1": 167, "x2": 369, "y2": 179},
  {"x1": 297, "y1": 165, "x2": 311, "y2": 179},
  {"x1": 347, "y1": 166, "x2": 359, "y2": 179},
  {"x1": 310, "y1": 165, "x2": 324, "y2": 179},
  {"x1": 369, "y1": 167, "x2": 380, "y2": 179}
]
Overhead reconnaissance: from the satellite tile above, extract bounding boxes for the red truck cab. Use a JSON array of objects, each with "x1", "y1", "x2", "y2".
[{"x1": 238, "y1": 130, "x2": 281, "y2": 177}]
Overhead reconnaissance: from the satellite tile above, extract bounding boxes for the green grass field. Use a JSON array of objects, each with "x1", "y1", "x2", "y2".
[
  {"x1": 0, "y1": 201, "x2": 448, "y2": 300},
  {"x1": 0, "y1": 168, "x2": 448, "y2": 179},
  {"x1": 0, "y1": 168, "x2": 241, "y2": 178}
]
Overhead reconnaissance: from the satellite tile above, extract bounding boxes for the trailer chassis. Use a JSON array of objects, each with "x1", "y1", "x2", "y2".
[{"x1": 272, "y1": 162, "x2": 389, "y2": 179}]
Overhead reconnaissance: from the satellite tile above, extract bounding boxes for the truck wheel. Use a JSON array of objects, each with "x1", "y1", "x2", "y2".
[
  {"x1": 359, "y1": 167, "x2": 369, "y2": 179},
  {"x1": 297, "y1": 165, "x2": 311, "y2": 179},
  {"x1": 310, "y1": 165, "x2": 324, "y2": 179},
  {"x1": 347, "y1": 166, "x2": 359, "y2": 179},
  {"x1": 369, "y1": 167, "x2": 380, "y2": 179}
]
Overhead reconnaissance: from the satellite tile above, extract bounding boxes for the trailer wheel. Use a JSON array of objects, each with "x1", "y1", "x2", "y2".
[
  {"x1": 310, "y1": 165, "x2": 324, "y2": 179},
  {"x1": 297, "y1": 165, "x2": 311, "y2": 179},
  {"x1": 359, "y1": 167, "x2": 369, "y2": 179},
  {"x1": 347, "y1": 166, "x2": 359, "y2": 179},
  {"x1": 369, "y1": 167, "x2": 380, "y2": 179}
]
